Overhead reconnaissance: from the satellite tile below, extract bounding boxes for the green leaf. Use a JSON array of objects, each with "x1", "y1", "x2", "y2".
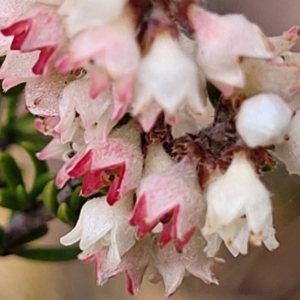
[
  {"x1": 0, "y1": 187, "x2": 20, "y2": 210},
  {"x1": 42, "y1": 180, "x2": 59, "y2": 216},
  {"x1": 15, "y1": 184, "x2": 31, "y2": 210},
  {"x1": 29, "y1": 173, "x2": 54, "y2": 200},
  {"x1": 14, "y1": 246, "x2": 80, "y2": 262},
  {"x1": 0, "y1": 83, "x2": 25, "y2": 98},
  {"x1": 0, "y1": 153, "x2": 24, "y2": 190},
  {"x1": 69, "y1": 186, "x2": 85, "y2": 213},
  {"x1": 57, "y1": 203, "x2": 77, "y2": 225},
  {"x1": 20, "y1": 141, "x2": 48, "y2": 176},
  {"x1": 13, "y1": 113, "x2": 36, "y2": 135}
]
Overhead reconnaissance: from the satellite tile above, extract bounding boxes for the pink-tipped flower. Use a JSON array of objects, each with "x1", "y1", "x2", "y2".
[
  {"x1": 25, "y1": 71, "x2": 72, "y2": 117},
  {"x1": 132, "y1": 9, "x2": 206, "y2": 132},
  {"x1": 34, "y1": 116, "x2": 60, "y2": 137},
  {"x1": 0, "y1": 51, "x2": 38, "y2": 91},
  {"x1": 88, "y1": 239, "x2": 150, "y2": 296},
  {"x1": 54, "y1": 77, "x2": 115, "y2": 144},
  {"x1": 130, "y1": 144, "x2": 204, "y2": 249},
  {"x1": 0, "y1": 0, "x2": 33, "y2": 28},
  {"x1": 61, "y1": 194, "x2": 136, "y2": 268},
  {"x1": 149, "y1": 233, "x2": 219, "y2": 297},
  {"x1": 56, "y1": 120, "x2": 143, "y2": 205},
  {"x1": 188, "y1": 5, "x2": 274, "y2": 96},
  {"x1": 1, "y1": 4, "x2": 67, "y2": 75},
  {"x1": 56, "y1": 13, "x2": 140, "y2": 120}
]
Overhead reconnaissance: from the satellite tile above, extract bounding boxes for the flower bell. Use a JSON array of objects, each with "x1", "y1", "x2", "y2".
[
  {"x1": 130, "y1": 144, "x2": 204, "y2": 249},
  {"x1": 56, "y1": 120, "x2": 143, "y2": 205},
  {"x1": 202, "y1": 153, "x2": 279, "y2": 257},
  {"x1": 60, "y1": 194, "x2": 136, "y2": 268},
  {"x1": 132, "y1": 8, "x2": 206, "y2": 132}
]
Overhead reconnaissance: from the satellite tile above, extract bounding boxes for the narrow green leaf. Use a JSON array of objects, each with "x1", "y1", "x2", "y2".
[
  {"x1": 20, "y1": 141, "x2": 48, "y2": 176},
  {"x1": 13, "y1": 113, "x2": 36, "y2": 135},
  {"x1": 15, "y1": 184, "x2": 31, "y2": 210},
  {"x1": 14, "y1": 246, "x2": 80, "y2": 262},
  {"x1": 29, "y1": 173, "x2": 54, "y2": 200},
  {"x1": 42, "y1": 180, "x2": 59, "y2": 216},
  {"x1": 0, "y1": 188, "x2": 20, "y2": 210},
  {"x1": 0, "y1": 83, "x2": 25, "y2": 98},
  {"x1": 57, "y1": 203, "x2": 77, "y2": 225},
  {"x1": 69, "y1": 186, "x2": 85, "y2": 213},
  {"x1": 0, "y1": 153, "x2": 24, "y2": 190}
]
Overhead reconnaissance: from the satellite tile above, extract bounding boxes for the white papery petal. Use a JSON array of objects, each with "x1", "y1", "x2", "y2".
[
  {"x1": 60, "y1": 195, "x2": 135, "y2": 260},
  {"x1": 189, "y1": 5, "x2": 274, "y2": 93},
  {"x1": 275, "y1": 111, "x2": 300, "y2": 175},
  {"x1": 202, "y1": 153, "x2": 277, "y2": 256},
  {"x1": 133, "y1": 34, "x2": 206, "y2": 126},
  {"x1": 58, "y1": 0, "x2": 127, "y2": 37}
]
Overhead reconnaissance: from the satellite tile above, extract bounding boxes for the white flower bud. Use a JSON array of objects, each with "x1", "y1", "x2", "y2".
[{"x1": 236, "y1": 93, "x2": 293, "y2": 147}]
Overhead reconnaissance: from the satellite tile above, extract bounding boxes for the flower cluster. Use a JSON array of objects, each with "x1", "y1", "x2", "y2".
[{"x1": 1, "y1": 0, "x2": 300, "y2": 296}]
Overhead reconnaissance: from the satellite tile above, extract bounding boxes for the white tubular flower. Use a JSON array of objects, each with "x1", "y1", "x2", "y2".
[
  {"x1": 236, "y1": 93, "x2": 293, "y2": 148},
  {"x1": 58, "y1": 0, "x2": 127, "y2": 37},
  {"x1": 149, "y1": 233, "x2": 218, "y2": 297},
  {"x1": 60, "y1": 194, "x2": 136, "y2": 269},
  {"x1": 188, "y1": 5, "x2": 274, "y2": 96},
  {"x1": 202, "y1": 153, "x2": 279, "y2": 257},
  {"x1": 0, "y1": 51, "x2": 38, "y2": 91},
  {"x1": 275, "y1": 111, "x2": 300, "y2": 175},
  {"x1": 54, "y1": 78, "x2": 114, "y2": 144},
  {"x1": 132, "y1": 9, "x2": 206, "y2": 132},
  {"x1": 131, "y1": 147, "x2": 204, "y2": 249},
  {"x1": 0, "y1": 0, "x2": 33, "y2": 28}
]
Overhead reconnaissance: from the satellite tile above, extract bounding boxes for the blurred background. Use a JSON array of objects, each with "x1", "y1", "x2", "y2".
[{"x1": 1, "y1": 1, "x2": 300, "y2": 300}]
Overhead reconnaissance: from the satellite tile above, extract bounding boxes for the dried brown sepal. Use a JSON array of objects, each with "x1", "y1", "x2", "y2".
[
  {"x1": 142, "y1": 114, "x2": 173, "y2": 155},
  {"x1": 139, "y1": 7, "x2": 179, "y2": 54},
  {"x1": 153, "y1": 0, "x2": 196, "y2": 35},
  {"x1": 170, "y1": 97, "x2": 277, "y2": 188}
]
